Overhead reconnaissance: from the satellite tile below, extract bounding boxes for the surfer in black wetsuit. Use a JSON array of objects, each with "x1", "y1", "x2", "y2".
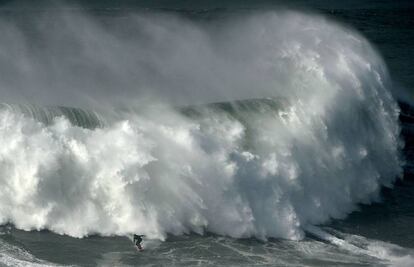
[{"x1": 133, "y1": 234, "x2": 144, "y2": 251}]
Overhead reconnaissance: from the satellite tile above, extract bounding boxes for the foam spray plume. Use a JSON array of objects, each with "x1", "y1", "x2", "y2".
[{"x1": 0, "y1": 10, "x2": 402, "y2": 241}]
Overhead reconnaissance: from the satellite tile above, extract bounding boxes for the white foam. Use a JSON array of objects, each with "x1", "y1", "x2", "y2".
[{"x1": 305, "y1": 226, "x2": 414, "y2": 267}]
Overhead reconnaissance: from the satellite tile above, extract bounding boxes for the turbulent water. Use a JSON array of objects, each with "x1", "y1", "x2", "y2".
[{"x1": 0, "y1": 1, "x2": 413, "y2": 266}]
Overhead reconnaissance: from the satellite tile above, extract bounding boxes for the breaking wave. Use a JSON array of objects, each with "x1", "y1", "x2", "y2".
[{"x1": 0, "y1": 10, "x2": 402, "y2": 240}]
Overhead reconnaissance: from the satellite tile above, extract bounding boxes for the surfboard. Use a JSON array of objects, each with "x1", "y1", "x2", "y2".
[{"x1": 132, "y1": 235, "x2": 144, "y2": 252}]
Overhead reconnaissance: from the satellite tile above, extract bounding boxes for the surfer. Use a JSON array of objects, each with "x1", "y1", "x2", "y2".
[{"x1": 133, "y1": 234, "x2": 145, "y2": 251}]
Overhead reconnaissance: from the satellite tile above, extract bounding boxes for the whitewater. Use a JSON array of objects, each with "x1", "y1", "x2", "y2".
[{"x1": 0, "y1": 9, "x2": 403, "y2": 247}]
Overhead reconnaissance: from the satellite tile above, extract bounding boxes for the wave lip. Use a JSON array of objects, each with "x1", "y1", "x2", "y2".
[{"x1": 0, "y1": 104, "x2": 104, "y2": 129}]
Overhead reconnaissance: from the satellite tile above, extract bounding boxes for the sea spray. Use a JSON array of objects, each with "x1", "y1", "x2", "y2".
[{"x1": 0, "y1": 11, "x2": 402, "y2": 240}]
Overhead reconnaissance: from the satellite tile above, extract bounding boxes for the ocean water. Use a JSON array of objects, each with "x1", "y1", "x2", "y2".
[{"x1": 0, "y1": 1, "x2": 413, "y2": 266}]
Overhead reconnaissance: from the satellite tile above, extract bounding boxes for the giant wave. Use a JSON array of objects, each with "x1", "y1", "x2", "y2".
[{"x1": 0, "y1": 10, "x2": 402, "y2": 241}]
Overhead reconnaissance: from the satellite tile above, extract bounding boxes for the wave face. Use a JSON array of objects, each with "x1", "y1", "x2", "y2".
[
  {"x1": 0, "y1": 11, "x2": 402, "y2": 240},
  {"x1": 0, "y1": 104, "x2": 104, "y2": 129}
]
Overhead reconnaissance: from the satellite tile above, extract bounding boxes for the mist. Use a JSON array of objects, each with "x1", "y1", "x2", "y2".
[{"x1": 0, "y1": 8, "x2": 387, "y2": 110}]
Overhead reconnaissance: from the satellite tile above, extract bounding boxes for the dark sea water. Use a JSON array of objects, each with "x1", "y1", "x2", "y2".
[{"x1": 0, "y1": 1, "x2": 414, "y2": 266}]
